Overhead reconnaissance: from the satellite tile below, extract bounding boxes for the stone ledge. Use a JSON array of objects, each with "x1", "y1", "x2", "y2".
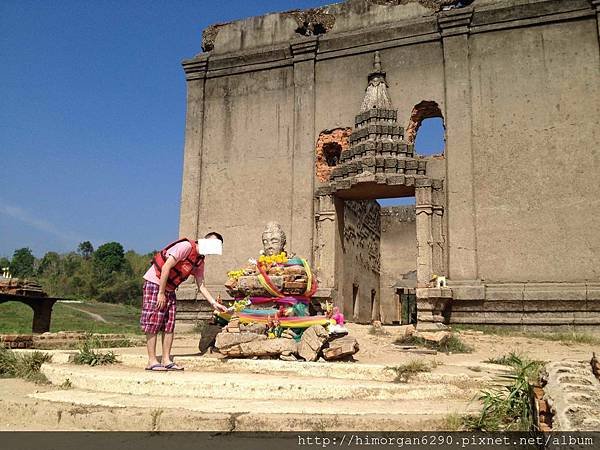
[
  {"x1": 416, "y1": 287, "x2": 452, "y2": 299},
  {"x1": 447, "y1": 281, "x2": 484, "y2": 301},
  {"x1": 523, "y1": 282, "x2": 587, "y2": 301}
]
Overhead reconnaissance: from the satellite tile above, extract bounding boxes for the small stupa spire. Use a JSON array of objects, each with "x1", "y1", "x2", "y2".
[
  {"x1": 373, "y1": 50, "x2": 382, "y2": 72},
  {"x1": 360, "y1": 51, "x2": 393, "y2": 112}
]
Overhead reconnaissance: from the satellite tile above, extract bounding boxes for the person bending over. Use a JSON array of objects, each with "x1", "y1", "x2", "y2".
[{"x1": 140, "y1": 232, "x2": 227, "y2": 371}]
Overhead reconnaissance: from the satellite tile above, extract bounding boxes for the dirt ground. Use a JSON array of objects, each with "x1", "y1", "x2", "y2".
[
  {"x1": 157, "y1": 323, "x2": 600, "y2": 367},
  {"x1": 1, "y1": 324, "x2": 598, "y2": 431},
  {"x1": 340, "y1": 324, "x2": 599, "y2": 365}
]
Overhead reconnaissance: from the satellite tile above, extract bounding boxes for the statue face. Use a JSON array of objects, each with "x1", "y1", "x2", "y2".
[{"x1": 262, "y1": 231, "x2": 284, "y2": 256}]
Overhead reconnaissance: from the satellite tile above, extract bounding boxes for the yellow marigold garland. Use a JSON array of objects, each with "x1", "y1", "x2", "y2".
[{"x1": 301, "y1": 258, "x2": 313, "y2": 296}]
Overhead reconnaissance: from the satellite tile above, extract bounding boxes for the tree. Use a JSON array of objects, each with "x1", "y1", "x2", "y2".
[
  {"x1": 37, "y1": 251, "x2": 61, "y2": 277},
  {"x1": 0, "y1": 257, "x2": 10, "y2": 272},
  {"x1": 77, "y1": 241, "x2": 94, "y2": 258},
  {"x1": 10, "y1": 247, "x2": 35, "y2": 278},
  {"x1": 92, "y1": 242, "x2": 126, "y2": 282}
]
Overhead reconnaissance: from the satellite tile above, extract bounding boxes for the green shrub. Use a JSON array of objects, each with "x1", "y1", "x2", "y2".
[
  {"x1": 464, "y1": 353, "x2": 543, "y2": 431},
  {"x1": 73, "y1": 336, "x2": 119, "y2": 366},
  {"x1": 387, "y1": 360, "x2": 431, "y2": 383},
  {"x1": 0, "y1": 346, "x2": 51, "y2": 383}
]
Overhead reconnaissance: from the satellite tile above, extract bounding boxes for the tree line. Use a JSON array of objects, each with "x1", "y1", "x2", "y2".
[{"x1": 1, "y1": 242, "x2": 154, "y2": 305}]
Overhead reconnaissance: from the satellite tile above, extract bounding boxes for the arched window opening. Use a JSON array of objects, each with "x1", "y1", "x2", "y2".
[
  {"x1": 415, "y1": 118, "x2": 445, "y2": 157},
  {"x1": 405, "y1": 100, "x2": 445, "y2": 157}
]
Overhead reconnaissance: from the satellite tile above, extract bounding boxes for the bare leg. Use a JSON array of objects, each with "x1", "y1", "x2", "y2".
[
  {"x1": 146, "y1": 333, "x2": 160, "y2": 367},
  {"x1": 162, "y1": 332, "x2": 175, "y2": 365}
]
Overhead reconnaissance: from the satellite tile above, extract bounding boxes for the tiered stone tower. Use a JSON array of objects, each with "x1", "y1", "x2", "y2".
[{"x1": 329, "y1": 52, "x2": 427, "y2": 193}]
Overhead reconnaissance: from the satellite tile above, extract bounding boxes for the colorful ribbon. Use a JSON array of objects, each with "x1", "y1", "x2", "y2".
[
  {"x1": 256, "y1": 262, "x2": 285, "y2": 298},
  {"x1": 256, "y1": 258, "x2": 318, "y2": 299},
  {"x1": 239, "y1": 296, "x2": 310, "y2": 305},
  {"x1": 300, "y1": 258, "x2": 319, "y2": 297},
  {"x1": 217, "y1": 310, "x2": 330, "y2": 329}
]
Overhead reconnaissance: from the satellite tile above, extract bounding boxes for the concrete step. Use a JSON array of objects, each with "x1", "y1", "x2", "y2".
[
  {"x1": 26, "y1": 388, "x2": 478, "y2": 431},
  {"x1": 41, "y1": 363, "x2": 475, "y2": 401},
  {"x1": 32, "y1": 389, "x2": 477, "y2": 417},
  {"x1": 7, "y1": 390, "x2": 471, "y2": 432},
  {"x1": 38, "y1": 350, "x2": 506, "y2": 384}
]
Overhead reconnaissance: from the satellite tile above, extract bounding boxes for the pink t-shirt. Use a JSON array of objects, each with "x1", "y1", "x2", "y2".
[{"x1": 143, "y1": 240, "x2": 205, "y2": 289}]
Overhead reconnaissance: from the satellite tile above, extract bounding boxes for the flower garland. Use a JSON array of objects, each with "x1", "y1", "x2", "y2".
[
  {"x1": 227, "y1": 269, "x2": 245, "y2": 280},
  {"x1": 258, "y1": 251, "x2": 288, "y2": 266}
]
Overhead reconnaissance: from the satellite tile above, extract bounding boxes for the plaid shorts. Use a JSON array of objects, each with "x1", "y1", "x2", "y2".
[{"x1": 140, "y1": 281, "x2": 177, "y2": 334}]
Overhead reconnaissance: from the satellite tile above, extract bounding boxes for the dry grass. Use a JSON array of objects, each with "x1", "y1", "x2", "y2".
[
  {"x1": 395, "y1": 334, "x2": 474, "y2": 354},
  {"x1": 0, "y1": 346, "x2": 51, "y2": 384},
  {"x1": 387, "y1": 360, "x2": 432, "y2": 383}
]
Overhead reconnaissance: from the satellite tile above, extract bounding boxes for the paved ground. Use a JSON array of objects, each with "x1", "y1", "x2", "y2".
[{"x1": 1, "y1": 324, "x2": 598, "y2": 431}]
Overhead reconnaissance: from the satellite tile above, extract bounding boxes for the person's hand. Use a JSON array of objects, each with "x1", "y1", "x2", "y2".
[
  {"x1": 212, "y1": 301, "x2": 228, "y2": 313},
  {"x1": 156, "y1": 292, "x2": 167, "y2": 310}
]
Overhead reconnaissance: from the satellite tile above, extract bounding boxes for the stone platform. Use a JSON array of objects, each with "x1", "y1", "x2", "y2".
[{"x1": 0, "y1": 348, "x2": 505, "y2": 431}]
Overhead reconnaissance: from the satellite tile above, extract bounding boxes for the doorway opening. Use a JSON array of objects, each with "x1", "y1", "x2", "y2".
[{"x1": 378, "y1": 196, "x2": 417, "y2": 324}]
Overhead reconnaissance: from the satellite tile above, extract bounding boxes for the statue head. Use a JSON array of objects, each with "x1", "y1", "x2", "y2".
[{"x1": 262, "y1": 222, "x2": 286, "y2": 256}]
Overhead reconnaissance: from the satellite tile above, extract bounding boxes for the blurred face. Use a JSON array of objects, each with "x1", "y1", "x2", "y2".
[
  {"x1": 197, "y1": 235, "x2": 223, "y2": 256},
  {"x1": 262, "y1": 231, "x2": 283, "y2": 256}
]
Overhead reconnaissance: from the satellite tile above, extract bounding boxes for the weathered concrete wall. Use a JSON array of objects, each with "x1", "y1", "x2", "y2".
[
  {"x1": 207, "y1": 1, "x2": 440, "y2": 55},
  {"x1": 340, "y1": 200, "x2": 381, "y2": 323},
  {"x1": 314, "y1": 42, "x2": 446, "y2": 142},
  {"x1": 198, "y1": 68, "x2": 296, "y2": 287},
  {"x1": 380, "y1": 206, "x2": 417, "y2": 324},
  {"x1": 469, "y1": 18, "x2": 600, "y2": 283}
]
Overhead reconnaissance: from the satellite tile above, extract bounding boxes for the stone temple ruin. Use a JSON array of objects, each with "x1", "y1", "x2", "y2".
[{"x1": 176, "y1": 0, "x2": 600, "y2": 331}]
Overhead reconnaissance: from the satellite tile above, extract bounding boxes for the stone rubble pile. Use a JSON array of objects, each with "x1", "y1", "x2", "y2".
[
  {"x1": 213, "y1": 323, "x2": 359, "y2": 362},
  {"x1": 0, "y1": 278, "x2": 47, "y2": 297},
  {"x1": 1, "y1": 332, "x2": 140, "y2": 350}
]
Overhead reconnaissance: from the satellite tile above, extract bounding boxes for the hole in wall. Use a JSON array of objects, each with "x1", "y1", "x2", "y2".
[
  {"x1": 371, "y1": 289, "x2": 377, "y2": 319},
  {"x1": 323, "y1": 142, "x2": 342, "y2": 167},
  {"x1": 405, "y1": 100, "x2": 445, "y2": 156},
  {"x1": 352, "y1": 284, "x2": 359, "y2": 319},
  {"x1": 415, "y1": 118, "x2": 445, "y2": 157},
  {"x1": 295, "y1": 22, "x2": 328, "y2": 36},
  {"x1": 376, "y1": 197, "x2": 416, "y2": 207},
  {"x1": 315, "y1": 128, "x2": 352, "y2": 182}
]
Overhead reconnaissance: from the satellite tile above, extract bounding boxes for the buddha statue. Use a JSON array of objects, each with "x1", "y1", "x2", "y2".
[
  {"x1": 224, "y1": 222, "x2": 315, "y2": 300},
  {"x1": 261, "y1": 222, "x2": 286, "y2": 257}
]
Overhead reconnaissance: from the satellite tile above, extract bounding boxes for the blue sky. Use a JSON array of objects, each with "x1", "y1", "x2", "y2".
[{"x1": 1, "y1": 0, "x2": 444, "y2": 258}]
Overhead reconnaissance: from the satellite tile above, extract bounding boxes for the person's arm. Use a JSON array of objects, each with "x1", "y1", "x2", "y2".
[
  {"x1": 157, "y1": 255, "x2": 177, "y2": 310},
  {"x1": 196, "y1": 277, "x2": 227, "y2": 312}
]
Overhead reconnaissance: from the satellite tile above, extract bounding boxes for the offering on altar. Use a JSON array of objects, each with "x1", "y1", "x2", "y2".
[
  {"x1": 212, "y1": 223, "x2": 359, "y2": 361},
  {"x1": 218, "y1": 222, "x2": 329, "y2": 330},
  {"x1": 324, "y1": 301, "x2": 348, "y2": 336},
  {"x1": 224, "y1": 222, "x2": 317, "y2": 301}
]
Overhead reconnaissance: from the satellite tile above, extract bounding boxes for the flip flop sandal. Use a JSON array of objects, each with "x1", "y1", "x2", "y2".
[
  {"x1": 145, "y1": 364, "x2": 167, "y2": 371},
  {"x1": 164, "y1": 363, "x2": 184, "y2": 371}
]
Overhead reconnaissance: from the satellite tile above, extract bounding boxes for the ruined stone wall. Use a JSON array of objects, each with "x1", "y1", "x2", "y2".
[
  {"x1": 179, "y1": 0, "x2": 600, "y2": 327},
  {"x1": 340, "y1": 200, "x2": 381, "y2": 323},
  {"x1": 379, "y1": 206, "x2": 417, "y2": 323},
  {"x1": 314, "y1": 42, "x2": 446, "y2": 146},
  {"x1": 469, "y1": 18, "x2": 600, "y2": 283},
  {"x1": 194, "y1": 68, "x2": 296, "y2": 291}
]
